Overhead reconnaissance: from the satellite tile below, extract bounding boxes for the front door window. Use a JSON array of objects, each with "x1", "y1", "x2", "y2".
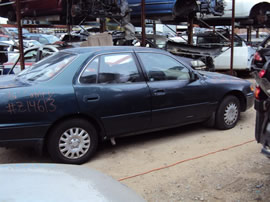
[{"x1": 137, "y1": 53, "x2": 190, "y2": 81}]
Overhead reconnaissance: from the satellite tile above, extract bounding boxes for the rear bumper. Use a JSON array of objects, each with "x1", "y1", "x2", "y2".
[
  {"x1": 255, "y1": 99, "x2": 266, "y2": 143},
  {"x1": 251, "y1": 64, "x2": 263, "y2": 71},
  {"x1": 261, "y1": 146, "x2": 270, "y2": 157},
  {"x1": 245, "y1": 93, "x2": 254, "y2": 111},
  {"x1": 254, "y1": 100, "x2": 270, "y2": 158},
  {"x1": 0, "y1": 124, "x2": 49, "y2": 149},
  {"x1": 254, "y1": 99, "x2": 270, "y2": 151}
]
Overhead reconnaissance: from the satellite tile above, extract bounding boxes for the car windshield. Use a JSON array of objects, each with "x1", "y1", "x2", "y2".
[{"x1": 16, "y1": 52, "x2": 76, "y2": 82}]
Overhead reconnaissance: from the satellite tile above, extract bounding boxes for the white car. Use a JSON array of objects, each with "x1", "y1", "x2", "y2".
[
  {"x1": 167, "y1": 31, "x2": 256, "y2": 72},
  {"x1": 196, "y1": 32, "x2": 256, "y2": 71},
  {"x1": 3, "y1": 45, "x2": 60, "y2": 74},
  {"x1": 214, "y1": 39, "x2": 256, "y2": 71},
  {"x1": 201, "y1": 0, "x2": 270, "y2": 25}
]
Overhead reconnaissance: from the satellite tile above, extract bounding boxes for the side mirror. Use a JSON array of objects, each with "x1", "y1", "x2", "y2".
[{"x1": 190, "y1": 71, "x2": 198, "y2": 82}]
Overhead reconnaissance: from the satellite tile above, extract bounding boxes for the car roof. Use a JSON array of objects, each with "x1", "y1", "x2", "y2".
[{"x1": 63, "y1": 46, "x2": 167, "y2": 55}]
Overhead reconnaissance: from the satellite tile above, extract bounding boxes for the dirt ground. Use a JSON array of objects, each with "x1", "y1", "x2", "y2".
[{"x1": 1, "y1": 81, "x2": 270, "y2": 201}]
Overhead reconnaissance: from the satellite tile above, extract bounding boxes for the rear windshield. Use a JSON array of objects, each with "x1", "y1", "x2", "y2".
[{"x1": 16, "y1": 52, "x2": 76, "y2": 82}]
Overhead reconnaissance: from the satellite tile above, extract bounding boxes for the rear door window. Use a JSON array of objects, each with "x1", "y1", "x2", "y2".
[{"x1": 80, "y1": 57, "x2": 99, "y2": 84}]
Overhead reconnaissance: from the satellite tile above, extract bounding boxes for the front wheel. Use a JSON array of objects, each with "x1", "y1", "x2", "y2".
[
  {"x1": 47, "y1": 118, "x2": 98, "y2": 164},
  {"x1": 215, "y1": 95, "x2": 240, "y2": 130}
]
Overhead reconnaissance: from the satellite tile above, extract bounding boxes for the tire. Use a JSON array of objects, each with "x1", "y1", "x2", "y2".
[
  {"x1": 47, "y1": 118, "x2": 98, "y2": 164},
  {"x1": 215, "y1": 95, "x2": 240, "y2": 130}
]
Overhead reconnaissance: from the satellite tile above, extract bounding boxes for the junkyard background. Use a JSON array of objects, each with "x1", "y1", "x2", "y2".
[{"x1": 1, "y1": 0, "x2": 270, "y2": 201}]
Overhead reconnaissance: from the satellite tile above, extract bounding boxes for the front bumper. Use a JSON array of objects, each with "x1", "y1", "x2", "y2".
[{"x1": 251, "y1": 64, "x2": 264, "y2": 71}]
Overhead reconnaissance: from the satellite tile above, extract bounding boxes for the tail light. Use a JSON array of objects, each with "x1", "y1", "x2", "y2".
[
  {"x1": 259, "y1": 69, "x2": 266, "y2": 78},
  {"x1": 256, "y1": 69, "x2": 267, "y2": 100},
  {"x1": 255, "y1": 87, "x2": 261, "y2": 99},
  {"x1": 254, "y1": 52, "x2": 263, "y2": 62}
]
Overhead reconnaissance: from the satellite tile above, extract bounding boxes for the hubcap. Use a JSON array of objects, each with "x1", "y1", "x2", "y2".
[
  {"x1": 59, "y1": 128, "x2": 91, "y2": 159},
  {"x1": 224, "y1": 103, "x2": 238, "y2": 126}
]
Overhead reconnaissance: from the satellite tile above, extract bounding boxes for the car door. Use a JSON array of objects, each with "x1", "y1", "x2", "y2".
[
  {"x1": 136, "y1": 52, "x2": 212, "y2": 128},
  {"x1": 74, "y1": 53, "x2": 151, "y2": 137}
]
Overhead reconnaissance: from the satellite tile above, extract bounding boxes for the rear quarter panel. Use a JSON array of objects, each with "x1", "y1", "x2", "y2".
[{"x1": 0, "y1": 53, "x2": 90, "y2": 140}]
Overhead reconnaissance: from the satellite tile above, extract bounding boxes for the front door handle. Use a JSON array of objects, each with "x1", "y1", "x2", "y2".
[
  {"x1": 153, "y1": 89, "x2": 166, "y2": 96},
  {"x1": 83, "y1": 94, "x2": 100, "y2": 102}
]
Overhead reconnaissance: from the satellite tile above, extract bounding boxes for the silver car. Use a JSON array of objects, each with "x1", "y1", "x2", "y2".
[{"x1": 0, "y1": 164, "x2": 145, "y2": 202}]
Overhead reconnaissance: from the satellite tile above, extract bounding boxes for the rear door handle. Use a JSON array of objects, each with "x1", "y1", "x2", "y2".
[
  {"x1": 153, "y1": 89, "x2": 166, "y2": 96},
  {"x1": 83, "y1": 94, "x2": 100, "y2": 102}
]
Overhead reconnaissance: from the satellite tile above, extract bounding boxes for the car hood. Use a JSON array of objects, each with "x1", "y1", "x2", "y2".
[
  {"x1": 0, "y1": 164, "x2": 145, "y2": 202},
  {"x1": 0, "y1": 75, "x2": 28, "y2": 89},
  {"x1": 198, "y1": 71, "x2": 247, "y2": 83}
]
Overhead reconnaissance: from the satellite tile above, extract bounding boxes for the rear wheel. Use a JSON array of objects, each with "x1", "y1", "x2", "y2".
[
  {"x1": 215, "y1": 95, "x2": 240, "y2": 130},
  {"x1": 250, "y1": 3, "x2": 270, "y2": 25},
  {"x1": 47, "y1": 118, "x2": 98, "y2": 164}
]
